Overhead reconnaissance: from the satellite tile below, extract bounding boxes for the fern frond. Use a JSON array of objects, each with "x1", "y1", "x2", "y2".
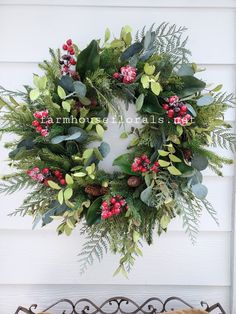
[
  {"x1": 0, "y1": 173, "x2": 36, "y2": 195},
  {"x1": 212, "y1": 128, "x2": 236, "y2": 152},
  {"x1": 79, "y1": 225, "x2": 110, "y2": 274}
]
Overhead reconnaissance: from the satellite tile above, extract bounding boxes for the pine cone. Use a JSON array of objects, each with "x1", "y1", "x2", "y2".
[
  {"x1": 183, "y1": 149, "x2": 192, "y2": 161},
  {"x1": 127, "y1": 176, "x2": 142, "y2": 187},
  {"x1": 85, "y1": 185, "x2": 108, "y2": 196}
]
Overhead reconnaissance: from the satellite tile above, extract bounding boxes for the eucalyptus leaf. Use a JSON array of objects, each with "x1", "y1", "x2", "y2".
[
  {"x1": 135, "y1": 94, "x2": 144, "y2": 111},
  {"x1": 191, "y1": 183, "x2": 208, "y2": 200},
  {"x1": 73, "y1": 81, "x2": 87, "y2": 98},
  {"x1": 191, "y1": 154, "x2": 208, "y2": 171},
  {"x1": 140, "y1": 186, "x2": 153, "y2": 206},
  {"x1": 197, "y1": 94, "x2": 214, "y2": 106},
  {"x1": 178, "y1": 64, "x2": 194, "y2": 76},
  {"x1": 186, "y1": 104, "x2": 197, "y2": 117},
  {"x1": 120, "y1": 42, "x2": 143, "y2": 61}
]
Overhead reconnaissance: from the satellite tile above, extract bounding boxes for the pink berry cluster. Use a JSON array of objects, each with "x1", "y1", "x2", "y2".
[
  {"x1": 60, "y1": 39, "x2": 77, "y2": 74},
  {"x1": 101, "y1": 195, "x2": 128, "y2": 220},
  {"x1": 27, "y1": 167, "x2": 67, "y2": 186},
  {"x1": 32, "y1": 110, "x2": 52, "y2": 137},
  {"x1": 113, "y1": 65, "x2": 137, "y2": 84},
  {"x1": 162, "y1": 96, "x2": 191, "y2": 126},
  {"x1": 131, "y1": 155, "x2": 160, "y2": 174}
]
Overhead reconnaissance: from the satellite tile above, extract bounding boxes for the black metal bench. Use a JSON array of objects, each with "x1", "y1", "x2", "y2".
[{"x1": 15, "y1": 296, "x2": 226, "y2": 313}]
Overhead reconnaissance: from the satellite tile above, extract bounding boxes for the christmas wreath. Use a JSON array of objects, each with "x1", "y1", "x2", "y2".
[{"x1": 0, "y1": 23, "x2": 235, "y2": 276}]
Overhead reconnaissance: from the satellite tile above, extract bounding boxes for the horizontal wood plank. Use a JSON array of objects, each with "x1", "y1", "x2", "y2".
[
  {"x1": 0, "y1": 230, "x2": 230, "y2": 285},
  {"x1": 0, "y1": 0, "x2": 235, "y2": 8},
  {"x1": 0, "y1": 7, "x2": 235, "y2": 64}
]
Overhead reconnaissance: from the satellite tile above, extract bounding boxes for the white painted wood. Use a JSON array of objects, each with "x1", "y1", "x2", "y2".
[
  {"x1": 0, "y1": 230, "x2": 230, "y2": 285},
  {"x1": 0, "y1": 7, "x2": 235, "y2": 64},
  {"x1": 0, "y1": 0, "x2": 235, "y2": 9},
  {"x1": 0, "y1": 1, "x2": 234, "y2": 313},
  {"x1": 0, "y1": 285, "x2": 230, "y2": 314}
]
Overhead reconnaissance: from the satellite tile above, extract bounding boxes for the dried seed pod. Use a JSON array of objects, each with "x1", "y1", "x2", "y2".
[{"x1": 127, "y1": 176, "x2": 142, "y2": 187}]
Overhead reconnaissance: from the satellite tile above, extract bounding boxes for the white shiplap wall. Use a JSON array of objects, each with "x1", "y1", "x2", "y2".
[{"x1": 0, "y1": 1, "x2": 235, "y2": 313}]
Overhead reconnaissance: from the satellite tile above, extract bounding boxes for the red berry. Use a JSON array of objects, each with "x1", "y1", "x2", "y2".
[
  {"x1": 32, "y1": 120, "x2": 40, "y2": 127},
  {"x1": 110, "y1": 197, "x2": 116, "y2": 204},
  {"x1": 36, "y1": 126, "x2": 43, "y2": 132},
  {"x1": 63, "y1": 65, "x2": 69, "y2": 73},
  {"x1": 42, "y1": 168, "x2": 50, "y2": 174},
  {"x1": 185, "y1": 114, "x2": 191, "y2": 121},
  {"x1": 70, "y1": 58, "x2": 76, "y2": 65},
  {"x1": 113, "y1": 72, "x2": 119, "y2": 79},
  {"x1": 179, "y1": 111, "x2": 186, "y2": 116},
  {"x1": 66, "y1": 39, "x2": 72, "y2": 46},
  {"x1": 167, "y1": 109, "x2": 174, "y2": 118},
  {"x1": 180, "y1": 105, "x2": 187, "y2": 112},
  {"x1": 60, "y1": 179, "x2": 66, "y2": 185},
  {"x1": 54, "y1": 170, "x2": 61, "y2": 177},
  {"x1": 114, "y1": 202, "x2": 121, "y2": 209},
  {"x1": 163, "y1": 104, "x2": 169, "y2": 111},
  {"x1": 62, "y1": 44, "x2": 68, "y2": 50},
  {"x1": 141, "y1": 167, "x2": 147, "y2": 173}
]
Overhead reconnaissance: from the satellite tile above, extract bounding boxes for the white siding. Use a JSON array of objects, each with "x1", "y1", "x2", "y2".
[{"x1": 0, "y1": 1, "x2": 235, "y2": 313}]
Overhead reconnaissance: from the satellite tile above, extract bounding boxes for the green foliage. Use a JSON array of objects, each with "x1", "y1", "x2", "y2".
[{"x1": 0, "y1": 173, "x2": 36, "y2": 195}]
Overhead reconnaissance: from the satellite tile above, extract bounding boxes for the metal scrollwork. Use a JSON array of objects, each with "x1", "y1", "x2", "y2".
[{"x1": 15, "y1": 296, "x2": 226, "y2": 314}]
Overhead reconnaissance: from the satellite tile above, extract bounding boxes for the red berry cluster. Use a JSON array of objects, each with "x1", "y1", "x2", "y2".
[
  {"x1": 131, "y1": 154, "x2": 151, "y2": 173},
  {"x1": 150, "y1": 161, "x2": 160, "y2": 173},
  {"x1": 60, "y1": 39, "x2": 77, "y2": 74},
  {"x1": 32, "y1": 110, "x2": 53, "y2": 137},
  {"x1": 162, "y1": 95, "x2": 192, "y2": 126},
  {"x1": 101, "y1": 195, "x2": 128, "y2": 220},
  {"x1": 27, "y1": 167, "x2": 67, "y2": 186},
  {"x1": 131, "y1": 155, "x2": 160, "y2": 174},
  {"x1": 113, "y1": 65, "x2": 137, "y2": 84}
]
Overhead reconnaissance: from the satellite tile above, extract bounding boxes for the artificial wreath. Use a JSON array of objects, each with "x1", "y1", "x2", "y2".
[{"x1": 0, "y1": 23, "x2": 235, "y2": 276}]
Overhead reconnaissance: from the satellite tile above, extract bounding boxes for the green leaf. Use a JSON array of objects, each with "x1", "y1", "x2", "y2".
[
  {"x1": 58, "y1": 189, "x2": 64, "y2": 205},
  {"x1": 120, "y1": 132, "x2": 128, "y2": 139},
  {"x1": 158, "y1": 150, "x2": 169, "y2": 157},
  {"x1": 99, "y1": 142, "x2": 110, "y2": 158},
  {"x1": 83, "y1": 148, "x2": 94, "y2": 159},
  {"x1": 141, "y1": 74, "x2": 149, "y2": 89},
  {"x1": 144, "y1": 30, "x2": 152, "y2": 49},
  {"x1": 140, "y1": 186, "x2": 153, "y2": 206},
  {"x1": 135, "y1": 94, "x2": 144, "y2": 111},
  {"x1": 177, "y1": 64, "x2": 194, "y2": 76},
  {"x1": 191, "y1": 154, "x2": 208, "y2": 171},
  {"x1": 167, "y1": 165, "x2": 182, "y2": 176},
  {"x1": 64, "y1": 187, "x2": 73, "y2": 201},
  {"x1": 158, "y1": 160, "x2": 170, "y2": 167},
  {"x1": 121, "y1": 25, "x2": 132, "y2": 40},
  {"x1": 76, "y1": 40, "x2": 100, "y2": 78},
  {"x1": 191, "y1": 183, "x2": 208, "y2": 200},
  {"x1": 73, "y1": 81, "x2": 87, "y2": 98},
  {"x1": 94, "y1": 148, "x2": 104, "y2": 161},
  {"x1": 48, "y1": 180, "x2": 61, "y2": 190},
  {"x1": 65, "y1": 174, "x2": 74, "y2": 185},
  {"x1": 186, "y1": 104, "x2": 197, "y2": 117},
  {"x1": 29, "y1": 88, "x2": 40, "y2": 101},
  {"x1": 86, "y1": 196, "x2": 103, "y2": 226},
  {"x1": 144, "y1": 63, "x2": 155, "y2": 75},
  {"x1": 169, "y1": 154, "x2": 182, "y2": 162},
  {"x1": 197, "y1": 94, "x2": 214, "y2": 106},
  {"x1": 62, "y1": 101, "x2": 71, "y2": 112},
  {"x1": 96, "y1": 124, "x2": 104, "y2": 139},
  {"x1": 160, "y1": 214, "x2": 171, "y2": 229},
  {"x1": 120, "y1": 42, "x2": 143, "y2": 61},
  {"x1": 105, "y1": 27, "x2": 110, "y2": 42},
  {"x1": 73, "y1": 172, "x2": 86, "y2": 177},
  {"x1": 57, "y1": 86, "x2": 66, "y2": 99},
  {"x1": 212, "y1": 84, "x2": 223, "y2": 92},
  {"x1": 79, "y1": 97, "x2": 91, "y2": 106},
  {"x1": 151, "y1": 81, "x2": 162, "y2": 95},
  {"x1": 113, "y1": 153, "x2": 135, "y2": 175},
  {"x1": 58, "y1": 75, "x2": 75, "y2": 93},
  {"x1": 180, "y1": 76, "x2": 206, "y2": 97},
  {"x1": 133, "y1": 230, "x2": 140, "y2": 243}
]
